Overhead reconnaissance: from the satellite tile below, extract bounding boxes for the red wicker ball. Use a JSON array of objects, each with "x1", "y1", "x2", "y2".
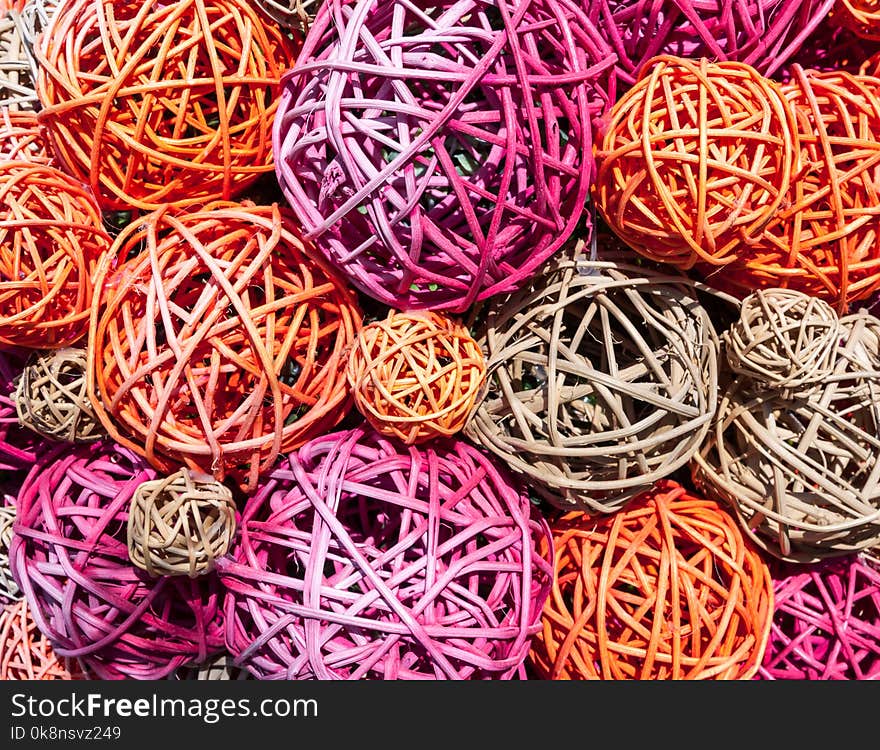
[
  {"x1": 0, "y1": 108, "x2": 49, "y2": 162},
  {"x1": 0, "y1": 161, "x2": 109, "y2": 348},
  {"x1": 219, "y1": 425, "x2": 554, "y2": 680},
  {"x1": 89, "y1": 202, "x2": 362, "y2": 492},
  {"x1": 587, "y1": 0, "x2": 834, "y2": 84},
  {"x1": 274, "y1": 0, "x2": 616, "y2": 312},
  {"x1": 35, "y1": 0, "x2": 298, "y2": 211},
  {"x1": 758, "y1": 555, "x2": 880, "y2": 679},
  {"x1": 530, "y1": 480, "x2": 774, "y2": 680},
  {"x1": 10, "y1": 441, "x2": 225, "y2": 679}
]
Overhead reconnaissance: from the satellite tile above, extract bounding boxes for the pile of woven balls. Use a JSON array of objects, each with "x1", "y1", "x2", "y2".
[{"x1": 1, "y1": 0, "x2": 880, "y2": 682}]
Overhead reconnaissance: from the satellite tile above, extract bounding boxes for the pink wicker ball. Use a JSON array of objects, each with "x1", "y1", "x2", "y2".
[
  {"x1": 758, "y1": 555, "x2": 880, "y2": 679},
  {"x1": 274, "y1": 0, "x2": 616, "y2": 312},
  {"x1": 0, "y1": 346, "x2": 40, "y2": 473},
  {"x1": 587, "y1": 0, "x2": 834, "y2": 84},
  {"x1": 10, "y1": 441, "x2": 225, "y2": 679},
  {"x1": 219, "y1": 425, "x2": 554, "y2": 679}
]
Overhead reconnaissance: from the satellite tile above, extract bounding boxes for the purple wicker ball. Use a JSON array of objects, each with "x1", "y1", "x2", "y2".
[
  {"x1": 0, "y1": 347, "x2": 40, "y2": 474},
  {"x1": 219, "y1": 426, "x2": 554, "y2": 679},
  {"x1": 757, "y1": 555, "x2": 880, "y2": 680},
  {"x1": 274, "y1": 0, "x2": 616, "y2": 312},
  {"x1": 587, "y1": 0, "x2": 834, "y2": 84},
  {"x1": 10, "y1": 441, "x2": 225, "y2": 679}
]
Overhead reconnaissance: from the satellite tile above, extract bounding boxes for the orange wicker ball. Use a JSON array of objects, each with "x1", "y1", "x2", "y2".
[
  {"x1": 595, "y1": 55, "x2": 799, "y2": 270},
  {"x1": 346, "y1": 311, "x2": 487, "y2": 445},
  {"x1": 0, "y1": 108, "x2": 49, "y2": 162},
  {"x1": 698, "y1": 68, "x2": 880, "y2": 311},
  {"x1": 35, "y1": 0, "x2": 298, "y2": 211},
  {"x1": 530, "y1": 480, "x2": 773, "y2": 680},
  {"x1": 0, "y1": 161, "x2": 109, "y2": 348},
  {"x1": 88, "y1": 202, "x2": 361, "y2": 492},
  {"x1": 0, "y1": 599, "x2": 86, "y2": 679}
]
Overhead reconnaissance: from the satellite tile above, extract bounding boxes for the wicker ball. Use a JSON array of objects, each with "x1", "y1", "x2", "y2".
[
  {"x1": 219, "y1": 426, "x2": 554, "y2": 680},
  {"x1": 0, "y1": 107, "x2": 48, "y2": 161},
  {"x1": 35, "y1": 0, "x2": 298, "y2": 211},
  {"x1": 14, "y1": 347, "x2": 103, "y2": 443},
  {"x1": 253, "y1": 0, "x2": 318, "y2": 31},
  {"x1": 836, "y1": 0, "x2": 880, "y2": 40},
  {"x1": 0, "y1": 599, "x2": 87, "y2": 679},
  {"x1": 587, "y1": 0, "x2": 833, "y2": 84},
  {"x1": 699, "y1": 68, "x2": 880, "y2": 311},
  {"x1": 10, "y1": 441, "x2": 225, "y2": 679},
  {"x1": 346, "y1": 311, "x2": 486, "y2": 445},
  {"x1": 0, "y1": 502, "x2": 17, "y2": 604},
  {"x1": 693, "y1": 309, "x2": 880, "y2": 562},
  {"x1": 595, "y1": 55, "x2": 798, "y2": 271},
  {"x1": 0, "y1": 10, "x2": 35, "y2": 110},
  {"x1": 0, "y1": 346, "x2": 41, "y2": 472},
  {"x1": 0, "y1": 161, "x2": 110, "y2": 349},
  {"x1": 758, "y1": 555, "x2": 880, "y2": 679},
  {"x1": 170, "y1": 654, "x2": 251, "y2": 681},
  {"x1": 89, "y1": 202, "x2": 361, "y2": 492},
  {"x1": 530, "y1": 480, "x2": 773, "y2": 680},
  {"x1": 274, "y1": 0, "x2": 616, "y2": 312},
  {"x1": 127, "y1": 469, "x2": 237, "y2": 578},
  {"x1": 464, "y1": 255, "x2": 719, "y2": 513},
  {"x1": 725, "y1": 288, "x2": 841, "y2": 391}
]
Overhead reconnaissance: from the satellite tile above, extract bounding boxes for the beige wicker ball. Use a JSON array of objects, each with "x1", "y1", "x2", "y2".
[
  {"x1": 0, "y1": 503, "x2": 17, "y2": 604},
  {"x1": 465, "y1": 255, "x2": 719, "y2": 513},
  {"x1": 0, "y1": 11, "x2": 35, "y2": 110}
]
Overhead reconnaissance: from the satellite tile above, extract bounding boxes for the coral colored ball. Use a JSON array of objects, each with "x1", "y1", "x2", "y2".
[
  {"x1": 595, "y1": 55, "x2": 798, "y2": 271},
  {"x1": 530, "y1": 480, "x2": 773, "y2": 680},
  {"x1": 36, "y1": 0, "x2": 298, "y2": 211},
  {"x1": 586, "y1": 0, "x2": 834, "y2": 84},
  {"x1": 0, "y1": 109, "x2": 49, "y2": 162},
  {"x1": 697, "y1": 69, "x2": 880, "y2": 312},
  {"x1": 0, "y1": 599, "x2": 87, "y2": 679},
  {"x1": 346, "y1": 311, "x2": 487, "y2": 445},
  {"x1": 89, "y1": 203, "x2": 361, "y2": 492},
  {"x1": 0, "y1": 346, "x2": 42, "y2": 473},
  {"x1": 274, "y1": 0, "x2": 615, "y2": 312},
  {"x1": 758, "y1": 555, "x2": 880, "y2": 680},
  {"x1": 9, "y1": 441, "x2": 225, "y2": 679},
  {"x1": 219, "y1": 426, "x2": 554, "y2": 680},
  {"x1": 0, "y1": 162, "x2": 109, "y2": 349}
]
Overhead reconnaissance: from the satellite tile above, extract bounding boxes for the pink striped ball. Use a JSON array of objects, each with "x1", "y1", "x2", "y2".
[
  {"x1": 758, "y1": 555, "x2": 880, "y2": 679},
  {"x1": 10, "y1": 441, "x2": 225, "y2": 679},
  {"x1": 219, "y1": 426, "x2": 554, "y2": 679},
  {"x1": 274, "y1": 0, "x2": 615, "y2": 312}
]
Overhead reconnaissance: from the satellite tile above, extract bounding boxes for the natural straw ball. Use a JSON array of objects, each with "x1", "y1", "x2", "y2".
[
  {"x1": 699, "y1": 68, "x2": 880, "y2": 311},
  {"x1": 725, "y1": 288, "x2": 841, "y2": 392},
  {"x1": 275, "y1": 0, "x2": 616, "y2": 312},
  {"x1": 346, "y1": 311, "x2": 487, "y2": 445},
  {"x1": 757, "y1": 555, "x2": 880, "y2": 679},
  {"x1": 0, "y1": 599, "x2": 87, "y2": 679},
  {"x1": 127, "y1": 469, "x2": 237, "y2": 578},
  {"x1": 170, "y1": 654, "x2": 251, "y2": 681},
  {"x1": 0, "y1": 108, "x2": 48, "y2": 161},
  {"x1": 0, "y1": 11, "x2": 35, "y2": 110},
  {"x1": 14, "y1": 347, "x2": 103, "y2": 443},
  {"x1": 10, "y1": 441, "x2": 226, "y2": 679},
  {"x1": 0, "y1": 502, "x2": 17, "y2": 604},
  {"x1": 530, "y1": 480, "x2": 773, "y2": 680},
  {"x1": 35, "y1": 0, "x2": 298, "y2": 211},
  {"x1": 219, "y1": 426, "x2": 554, "y2": 680},
  {"x1": 253, "y1": 0, "x2": 318, "y2": 32},
  {"x1": 464, "y1": 254, "x2": 719, "y2": 513},
  {"x1": 594, "y1": 55, "x2": 799, "y2": 271},
  {"x1": 586, "y1": 0, "x2": 833, "y2": 84},
  {"x1": 0, "y1": 161, "x2": 110, "y2": 349},
  {"x1": 693, "y1": 309, "x2": 880, "y2": 562},
  {"x1": 88, "y1": 202, "x2": 361, "y2": 492}
]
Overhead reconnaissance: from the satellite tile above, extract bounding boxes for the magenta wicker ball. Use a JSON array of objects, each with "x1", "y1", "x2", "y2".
[
  {"x1": 10, "y1": 441, "x2": 225, "y2": 679},
  {"x1": 758, "y1": 556, "x2": 880, "y2": 680},
  {"x1": 0, "y1": 347, "x2": 40, "y2": 474},
  {"x1": 219, "y1": 426, "x2": 554, "y2": 679},
  {"x1": 587, "y1": 0, "x2": 834, "y2": 84},
  {"x1": 274, "y1": 0, "x2": 615, "y2": 312}
]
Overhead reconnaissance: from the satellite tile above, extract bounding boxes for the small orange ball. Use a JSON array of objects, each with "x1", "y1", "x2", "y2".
[
  {"x1": 530, "y1": 480, "x2": 773, "y2": 680},
  {"x1": 346, "y1": 310, "x2": 486, "y2": 444}
]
